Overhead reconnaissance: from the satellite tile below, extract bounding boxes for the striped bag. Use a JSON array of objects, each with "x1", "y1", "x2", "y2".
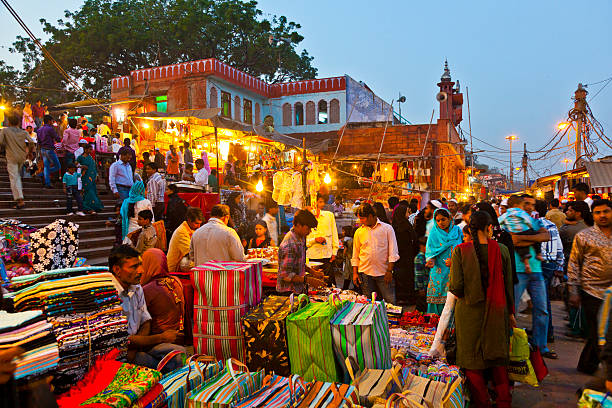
[
  {"x1": 192, "y1": 262, "x2": 263, "y2": 361},
  {"x1": 397, "y1": 373, "x2": 465, "y2": 408},
  {"x1": 331, "y1": 296, "x2": 392, "y2": 383},
  {"x1": 286, "y1": 295, "x2": 345, "y2": 383},
  {"x1": 159, "y1": 355, "x2": 224, "y2": 408},
  {"x1": 293, "y1": 381, "x2": 358, "y2": 408},
  {"x1": 233, "y1": 374, "x2": 307, "y2": 408},
  {"x1": 346, "y1": 357, "x2": 403, "y2": 407},
  {"x1": 185, "y1": 358, "x2": 264, "y2": 408}
]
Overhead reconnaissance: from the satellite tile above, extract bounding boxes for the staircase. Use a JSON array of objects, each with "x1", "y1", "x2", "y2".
[{"x1": 0, "y1": 159, "x2": 116, "y2": 266}]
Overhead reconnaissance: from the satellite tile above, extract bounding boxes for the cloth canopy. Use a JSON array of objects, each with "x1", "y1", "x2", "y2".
[{"x1": 585, "y1": 161, "x2": 612, "y2": 193}]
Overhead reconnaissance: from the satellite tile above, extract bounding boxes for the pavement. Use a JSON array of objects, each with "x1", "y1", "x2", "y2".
[{"x1": 512, "y1": 300, "x2": 603, "y2": 407}]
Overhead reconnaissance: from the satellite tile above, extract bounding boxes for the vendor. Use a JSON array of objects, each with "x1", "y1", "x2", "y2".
[
  {"x1": 306, "y1": 193, "x2": 339, "y2": 284},
  {"x1": 246, "y1": 220, "x2": 274, "y2": 249},
  {"x1": 167, "y1": 207, "x2": 203, "y2": 273},
  {"x1": 109, "y1": 245, "x2": 185, "y2": 373},
  {"x1": 277, "y1": 210, "x2": 325, "y2": 294}
]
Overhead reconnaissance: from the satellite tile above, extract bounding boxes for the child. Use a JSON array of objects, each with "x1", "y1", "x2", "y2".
[
  {"x1": 340, "y1": 225, "x2": 354, "y2": 290},
  {"x1": 463, "y1": 225, "x2": 472, "y2": 242},
  {"x1": 497, "y1": 195, "x2": 542, "y2": 273},
  {"x1": 182, "y1": 163, "x2": 195, "y2": 182},
  {"x1": 62, "y1": 163, "x2": 85, "y2": 216},
  {"x1": 414, "y1": 236, "x2": 430, "y2": 312},
  {"x1": 134, "y1": 209, "x2": 157, "y2": 253}
]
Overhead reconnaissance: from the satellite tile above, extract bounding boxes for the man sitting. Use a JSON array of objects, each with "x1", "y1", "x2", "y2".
[{"x1": 109, "y1": 245, "x2": 184, "y2": 373}]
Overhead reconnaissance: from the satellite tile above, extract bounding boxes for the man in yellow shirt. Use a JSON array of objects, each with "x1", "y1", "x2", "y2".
[{"x1": 167, "y1": 207, "x2": 204, "y2": 272}]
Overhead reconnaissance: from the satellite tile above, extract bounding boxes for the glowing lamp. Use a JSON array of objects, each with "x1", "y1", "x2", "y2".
[
  {"x1": 255, "y1": 180, "x2": 264, "y2": 192},
  {"x1": 558, "y1": 122, "x2": 570, "y2": 130},
  {"x1": 0, "y1": 105, "x2": 6, "y2": 111},
  {"x1": 142, "y1": 123, "x2": 150, "y2": 129},
  {"x1": 323, "y1": 173, "x2": 331, "y2": 184},
  {"x1": 505, "y1": 134, "x2": 517, "y2": 141},
  {"x1": 464, "y1": 188, "x2": 470, "y2": 193},
  {"x1": 353, "y1": 165, "x2": 357, "y2": 169}
]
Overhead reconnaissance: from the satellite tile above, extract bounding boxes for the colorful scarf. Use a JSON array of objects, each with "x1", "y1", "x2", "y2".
[
  {"x1": 425, "y1": 209, "x2": 463, "y2": 261},
  {"x1": 481, "y1": 239, "x2": 508, "y2": 361},
  {"x1": 120, "y1": 181, "x2": 146, "y2": 239}
]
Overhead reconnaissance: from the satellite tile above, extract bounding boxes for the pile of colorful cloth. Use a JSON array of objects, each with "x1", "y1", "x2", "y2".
[
  {"x1": 0, "y1": 310, "x2": 59, "y2": 383},
  {"x1": 5, "y1": 267, "x2": 128, "y2": 392},
  {"x1": 0, "y1": 218, "x2": 37, "y2": 280}
]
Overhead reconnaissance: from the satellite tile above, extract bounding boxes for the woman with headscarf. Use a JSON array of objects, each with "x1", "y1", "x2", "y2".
[
  {"x1": 120, "y1": 180, "x2": 153, "y2": 239},
  {"x1": 140, "y1": 249, "x2": 185, "y2": 345},
  {"x1": 425, "y1": 208, "x2": 463, "y2": 315},
  {"x1": 449, "y1": 211, "x2": 515, "y2": 408},
  {"x1": 76, "y1": 143, "x2": 104, "y2": 214},
  {"x1": 373, "y1": 202, "x2": 390, "y2": 224},
  {"x1": 392, "y1": 204, "x2": 417, "y2": 305},
  {"x1": 21, "y1": 102, "x2": 34, "y2": 130}
]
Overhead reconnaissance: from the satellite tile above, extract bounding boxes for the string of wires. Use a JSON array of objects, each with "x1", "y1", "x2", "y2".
[{"x1": 0, "y1": 0, "x2": 110, "y2": 113}]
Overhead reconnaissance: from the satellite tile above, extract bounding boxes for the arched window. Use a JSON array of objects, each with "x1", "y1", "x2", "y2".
[
  {"x1": 254, "y1": 103, "x2": 261, "y2": 125},
  {"x1": 209, "y1": 87, "x2": 218, "y2": 108},
  {"x1": 234, "y1": 96, "x2": 241, "y2": 121},
  {"x1": 282, "y1": 103, "x2": 292, "y2": 126},
  {"x1": 243, "y1": 99, "x2": 253, "y2": 124},
  {"x1": 318, "y1": 100, "x2": 328, "y2": 124},
  {"x1": 329, "y1": 98, "x2": 340, "y2": 123},
  {"x1": 305, "y1": 101, "x2": 316, "y2": 125},
  {"x1": 264, "y1": 115, "x2": 274, "y2": 128},
  {"x1": 294, "y1": 102, "x2": 304, "y2": 125}
]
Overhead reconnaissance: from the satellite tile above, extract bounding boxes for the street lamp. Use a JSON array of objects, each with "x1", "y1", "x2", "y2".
[
  {"x1": 561, "y1": 158, "x2": 572, "y2": 171},
  {"x1": 505, "y1": 134, "x2": 518, "y2": 189},
  {"x1": 558, "y1": 122, "x2": 570, "y2": 131}
]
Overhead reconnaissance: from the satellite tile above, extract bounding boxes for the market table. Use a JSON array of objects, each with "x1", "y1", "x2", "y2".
[{"x1": 165, "y1": 191, "x2": 219, "y2": 220}]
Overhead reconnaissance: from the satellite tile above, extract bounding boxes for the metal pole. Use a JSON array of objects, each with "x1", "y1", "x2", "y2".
[
  {"x1": 214, "y1": 126, "x2": 220, "y2": 184},
  {"x1": 466, "y1": 86, "x2": 473, "y2": 193},
  {"x1": 302, "y1": 136, "x2": 307, "y2": 202},
  {"x1": 509, "y1": 139, "x2": 513, "y2": 190},
  {"x1": 522, "y1": 142, "x2": 527, "y2": 192}
]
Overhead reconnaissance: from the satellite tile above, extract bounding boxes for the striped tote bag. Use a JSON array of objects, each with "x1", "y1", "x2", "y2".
[
  {"x1": 331, "y1": 297, "x2": 392, "y2": 383},
  {"x1": 293, "y1": 381, "x2": 358, "y2": 408},
  {"x1": 233, "y1": 374, "x2": 307, "y2": 408},
  {"x1": 159, "y1": 355, "x2": 223, "y2": 408},
  {"x1": 286, "y1": 295, "x2": 345, "y2": 383},
  {"x1": 186, "y1": 358, "x2": 264, "y2": 408},
  {"x1": 192, "y1": 262, "x2": 263, "y2": 360}
]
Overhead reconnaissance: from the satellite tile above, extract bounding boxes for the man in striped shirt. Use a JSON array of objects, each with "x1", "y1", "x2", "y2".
[{"x1": 145, "y1": 162, "x2": 166, "y2": 221}]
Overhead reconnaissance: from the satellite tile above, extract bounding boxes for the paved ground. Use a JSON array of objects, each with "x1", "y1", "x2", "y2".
[{"x1": 512, "y1": 300, "x2": 602, "y2": 407}]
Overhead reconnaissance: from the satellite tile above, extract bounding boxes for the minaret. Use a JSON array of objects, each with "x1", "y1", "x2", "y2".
[{"x1": 437, "y1": 60, "x2": 463, "y2": 125}]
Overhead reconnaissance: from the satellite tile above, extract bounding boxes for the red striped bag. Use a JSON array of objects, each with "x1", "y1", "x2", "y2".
[{"x1": 191, "y1": 262, "x2": 263, "y2": 361}]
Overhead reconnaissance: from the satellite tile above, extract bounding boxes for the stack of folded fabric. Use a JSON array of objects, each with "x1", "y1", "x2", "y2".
[
  {"x1": 7, "y1": 267, "x2": 128, "y2": 392},
  {"x1": 0, "y1": 310, "x2": 59, "y2": 383}
]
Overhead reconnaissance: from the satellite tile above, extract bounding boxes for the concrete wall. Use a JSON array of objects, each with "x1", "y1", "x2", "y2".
[{"x1": 206, "y1": 78, "x2": 267, "y2": 124}]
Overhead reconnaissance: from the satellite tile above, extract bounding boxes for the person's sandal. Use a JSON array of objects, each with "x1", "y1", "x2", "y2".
[{"x1": 542, "y1": 350, "x2": 559, "y2": 359}]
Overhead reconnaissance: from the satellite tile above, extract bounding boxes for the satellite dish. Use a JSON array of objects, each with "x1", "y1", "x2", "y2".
[
  {"x1": 436, "y1": 92, "x2": 448, "y2": 102},
  {"x1": 398, "y1": 96, "x2": 406, "y2": 103}
]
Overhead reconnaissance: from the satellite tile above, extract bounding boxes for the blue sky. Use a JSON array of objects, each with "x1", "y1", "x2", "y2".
[{"x1": 1, "y1": 0, "x2": 610, "y2": 175}]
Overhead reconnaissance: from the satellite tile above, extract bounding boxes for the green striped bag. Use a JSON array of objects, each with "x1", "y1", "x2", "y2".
[
  {"x1": 330, "y1": 296, "x2": 392, "y2": 384},
  {"x1": 286, "y1": 295, "x2": 345, "y2": 383},
  {"x1": 185, "y1": 358, "x2": 264, "y2": 408}
]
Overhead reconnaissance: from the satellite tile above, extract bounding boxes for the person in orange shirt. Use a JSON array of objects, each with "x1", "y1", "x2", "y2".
[{"x1": 165, "y1": 145, "x2": 180, "y2": 180}]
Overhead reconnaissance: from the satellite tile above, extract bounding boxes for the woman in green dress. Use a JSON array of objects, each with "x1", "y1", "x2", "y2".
[{"x1": 76, "y1": 144, "x2": 104, "y2": 214}]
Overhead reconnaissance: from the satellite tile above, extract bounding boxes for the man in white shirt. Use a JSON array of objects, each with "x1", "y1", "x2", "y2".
[
  {"x1": 194, "y1": 159, "x2": 209, "y2": 189},
  {"x1": 352, "y1": 203, "x2": 400, "y2": 304},
  {"x1": 262, "y1": 202, "x2": 279, "y2": 245},
  {"x1": 189, "y1": 204, "x2": 246, "y2": 265},
  {"x1": 145, "y1": 162, "x2": 166, "y2": 221},
  {"x1": 572, "y1": 182, "x2": 593, "y2": 208},
  {"x1": 307, "y1": 193, "x2": 339, "y2": 283}
]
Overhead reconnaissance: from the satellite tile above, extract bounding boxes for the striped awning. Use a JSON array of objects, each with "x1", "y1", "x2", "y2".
[{"x1": 585, "y1": 161, "x2": 612, "y2": 193}]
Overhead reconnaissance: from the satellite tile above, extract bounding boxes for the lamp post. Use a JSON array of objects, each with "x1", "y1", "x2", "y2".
[{"x1": 505, "y1": 134, "x2": 518, "y2": 189}]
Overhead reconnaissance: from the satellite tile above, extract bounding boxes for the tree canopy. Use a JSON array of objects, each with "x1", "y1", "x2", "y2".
[{"x1": 11, "y1": 0, "x2": 317, "y2": 104}]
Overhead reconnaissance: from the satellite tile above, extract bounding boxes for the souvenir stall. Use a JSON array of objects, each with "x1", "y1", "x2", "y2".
[{"x1": 533, "y1": 160, "x2": 612, "y2": 201}]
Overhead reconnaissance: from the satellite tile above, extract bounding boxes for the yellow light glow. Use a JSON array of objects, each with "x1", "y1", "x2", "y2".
[
  {"x1": 297, "y1": 156, "x2": 301, "y2": 162},
  {"x1": 323, "y1": 173, "x2": 332, "y2": 184},
  {"x1": 561, "y1": 158, "x2": 571, "y2": 163},
  {"x1": 0, "y1": 105, "x2": 5, "y2": 111},
  {"x1": 536, "y1": 190, "x2": 544, "y2": 198},
  {"x1": 464, "y1": 188, "x2": 470, "y2": 193},
  {"x1": 558, "y1": 122, "x2": 570, "y2": 130},
  {"x1": 142, "y1": 123, "x2": 150, "y2": 129},
  {"x1": 250, "y1": 146, "x2": 256, "y2": 152},
  {"x1": 515, "y1": 167, "x2": 521, "y2": 171},
  {"x1": 255, "y1": 180, "x2": 264, "y2": 192},
  {"x1": 204, "y1": 143, "x2": 209, "y2": 148},
  {"x1": 219, "y1": 141, "x2": 230, "y2": 160},
  {"x1": 505, "y1": 134, "x2": 517, "y2": 141},
  {"x1": 197, "y1": 145, "x2": 202, "y2": 149},
  {"x1": 353, "y1": 165, "x2": 357, "y2": 169},
  {"x1": 174, "y1": 137, "x2": 178, "y2": 142}
]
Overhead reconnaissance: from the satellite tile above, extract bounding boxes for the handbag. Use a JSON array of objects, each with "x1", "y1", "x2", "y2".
[
  {"x1": 158, "y1": 354, "x2": 223, "y2": 408},
  {"x1": 185, "y1": 358, "x2": 264, "y2": 408},
  {"x1": 331, "y1": 294, "x2": 392, "y2": 383},
  {"x1": 286, "y1": 295, "x2": 345, "y2": 382},
  {"x1": 294, "y1": 381, "x2": 358, "y2": 408},
  {"x1": 346, "y1": 357, "x2": 403, "y2": 407},
  {"x1": 233, "y1": 374, "x2": 306, "y2": 408},
  {"x1": 401, "y1": 372, "x2": 464, "y2": 408},
  {"x1": 507, "y1": 328, "x2": 538, "y2": 387},
  {"x1": 529, "y1": 345, "x2": 548, "y2": 383}
]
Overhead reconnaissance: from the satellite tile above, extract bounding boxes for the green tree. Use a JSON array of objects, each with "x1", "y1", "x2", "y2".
[
  {"x1": 11, "y1": 0, "x2": 317, "y2": 102},
  {"x1": 0, "y1": 61, "x2": 23, "y2": 104}
]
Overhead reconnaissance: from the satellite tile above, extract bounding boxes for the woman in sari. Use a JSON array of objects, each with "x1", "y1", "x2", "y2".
[
  {"x1": 425, "y1": 208, "x2": 463, "y2": 315},
  {"x1": 120, "y1": 180, "x2": 153, "y2": 239},
  {"x1": 141, "y1": 249, "x2": 185, "y2": 346},
  {"x1": 76, "y1": 144, "x2": 103, "y2": 214},
  {"x1": 22, "y1": 102, "x2": 35, "y2": 129},
  {"x1": 449, "y1": 211, "x2": 515, "y2": 408}
]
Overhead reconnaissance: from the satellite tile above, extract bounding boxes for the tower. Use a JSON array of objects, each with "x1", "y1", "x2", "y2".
[{"x1": 437, "y1": 60, "x2": 463, "y2": 126}]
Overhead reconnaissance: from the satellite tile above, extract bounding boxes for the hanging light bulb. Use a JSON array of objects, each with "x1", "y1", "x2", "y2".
[
  {"x1": 255, "y1": 179, "x2": 264, "y2": 192},
  {"x1": 323, "y1": 173, "x2": 331, "y2": 184}
]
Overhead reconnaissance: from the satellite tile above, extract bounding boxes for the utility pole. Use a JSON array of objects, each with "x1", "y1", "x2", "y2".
[
  {"x1": 573, "y1": 84, "x2": 588, "y2": 165},
  {"x1": 522, "y1": 143, "x2": 528, "y2": 192},
  {"x1": 505, "y1": 134, "x2": 517, "y2": 190},
  {"x1": 467, "y1": 86, "x2": 474, "y2": 194}
]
